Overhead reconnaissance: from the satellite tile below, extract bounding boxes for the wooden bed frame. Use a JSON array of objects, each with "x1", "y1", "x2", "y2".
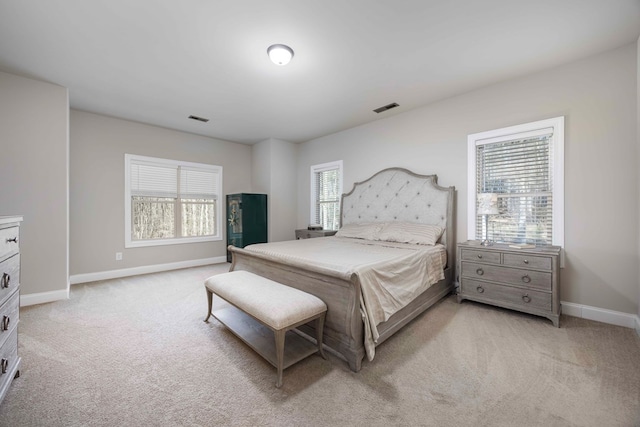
[{"x1": 228, "y1": 167, "x2": 455, "y2": 372}]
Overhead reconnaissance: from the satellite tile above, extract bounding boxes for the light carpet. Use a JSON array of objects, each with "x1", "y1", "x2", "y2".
[{"x1": 0, "y1": 264, "x2": 638, "y2": 426}]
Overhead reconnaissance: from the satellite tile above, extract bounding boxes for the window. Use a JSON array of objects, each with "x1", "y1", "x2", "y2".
[
  {"x1": 125, "y1": 154, "x2": 222, "y2": 247},
  {"x1": 467, "y1": 117, "x2": 564, "y2": 246},
  {"x1": 310, "y1": 160, "x2": 343, "y2": 231}
]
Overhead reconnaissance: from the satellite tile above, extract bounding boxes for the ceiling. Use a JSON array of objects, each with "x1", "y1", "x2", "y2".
[{"x1": 0, "y1": 1, "x2": 639, "y2": 145}]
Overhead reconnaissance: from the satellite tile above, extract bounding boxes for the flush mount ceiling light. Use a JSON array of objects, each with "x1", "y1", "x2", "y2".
[{"x1": 267, "y1": 44, "x2": 294, "y2": 66}]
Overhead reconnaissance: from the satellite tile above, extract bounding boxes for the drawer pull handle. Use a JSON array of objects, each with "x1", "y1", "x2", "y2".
[
  {"x1": 2, "y1": 316, "x2": 9, "y2": 331},
  {"x1": 476, "y1": 268, "x2": 484, "y2": 276},
  {"x1": 523, "y1": 259, "x2": 529, "y2": 264},
  {"x1": 1, "y1": 359, "x2": 7, "y2": 374},
  {"x1": 522, "y1": 274, "x2": 531, "y2": 283},
  {"x1": 476, "y1": 286, "x2": 485, "y2": 294},
  {"x1": 5, "y1": 237, "x2": 17, "y2": 244},
  {"x1": 477, "y1": 254, "x2": 482, "y2": 259},
  {"x1": 522, "y1": 294, "x2": 531, "y2": 303},
  {"x1": 1, "y1": 273, "x2": 9, "y2": 289}
]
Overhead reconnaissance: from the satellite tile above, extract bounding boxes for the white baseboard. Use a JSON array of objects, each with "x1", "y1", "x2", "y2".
[
  {"x1": 21, "y1": 258, "x2": 226, "y2": 307},
  {"x1": 69, "y1": 256, "x2": 227, "y2": 285},
  {"x1": 561, "y1": 301, "x2": 640, "y2": 330},
  {"x1": 21, "y1": 288, "x2": 70, "y2": 307}
]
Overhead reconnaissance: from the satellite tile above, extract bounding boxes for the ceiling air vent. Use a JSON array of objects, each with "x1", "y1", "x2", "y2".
[
  {"x1": 188, "y1": 115, "x2": 209, "y2": 123},
  {"x1": 373, "y1": 102, "x2": 399, "y2": 114}
]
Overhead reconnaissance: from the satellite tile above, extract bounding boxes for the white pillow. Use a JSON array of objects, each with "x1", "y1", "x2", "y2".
[
  {"x1": 376, "y1": 222, "x2": 444, "y2": 246},
  {"x1": 335, "y1": 223, "x2": 384, "y2": 240}
]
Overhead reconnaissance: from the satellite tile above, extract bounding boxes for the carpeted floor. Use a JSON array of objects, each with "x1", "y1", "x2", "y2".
[{"x1": 0, "y1": 264, "x2": 638, "y2": 426}]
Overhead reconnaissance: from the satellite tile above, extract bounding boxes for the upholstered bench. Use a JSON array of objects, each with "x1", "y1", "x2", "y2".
[{"x1": 204, "y1": 270, "x2": 327, "y2": 388}]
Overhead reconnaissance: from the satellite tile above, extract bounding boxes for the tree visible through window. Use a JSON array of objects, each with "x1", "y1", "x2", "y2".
[{"x1": 125, "y1": 154, "x2": 222, "y2": 247}]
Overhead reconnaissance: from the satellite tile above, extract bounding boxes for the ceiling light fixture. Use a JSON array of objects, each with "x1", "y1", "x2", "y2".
[{"x1": 267, "y1": 44, "x2": 294, "y2": 66}]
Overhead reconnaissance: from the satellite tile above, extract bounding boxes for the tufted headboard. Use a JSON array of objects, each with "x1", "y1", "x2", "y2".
[{"x1": 340, "y1": 167, "x2": 455, "y2": 268}]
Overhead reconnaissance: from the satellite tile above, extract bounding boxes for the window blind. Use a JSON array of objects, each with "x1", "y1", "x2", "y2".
[
  {"x1": 476, "y1": 132, "x2": 553, "y2": 245},
  {"x1": 130, "y1": 162, "x2": 219, "y2": 200},
  {"x1": 179, "y1": 167, "x2": 219, "y2": 200},
  {"x1": 130, "y1": 161, "x2": 178, "y2": 198},
  {"x1": 314, "y1": 168, "x2": 341, "y2": 230}
]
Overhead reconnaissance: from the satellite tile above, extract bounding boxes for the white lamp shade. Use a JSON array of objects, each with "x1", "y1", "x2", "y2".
[
  {"x1": 267, "y1": 44, "x2": 294, "y2": 66},
  {"x1": 477, "y1": 193, "x2": 499, "y2": 215}
]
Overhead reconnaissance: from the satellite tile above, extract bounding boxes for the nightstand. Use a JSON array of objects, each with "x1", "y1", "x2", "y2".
[
  {"x1": 456, "y1": 241, "x2": 561, "y2": 327},
  {"x1": 295, "y1": 229, "x2": 337, "y2": 239}
]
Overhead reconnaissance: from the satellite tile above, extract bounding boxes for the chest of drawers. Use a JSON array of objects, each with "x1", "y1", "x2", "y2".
[
  {"x1": 0, "y1": 216, "x2": 22, "y2": 405},
  {"x1": 456, "y1": 241, "x2": 561, "y2": 327}
]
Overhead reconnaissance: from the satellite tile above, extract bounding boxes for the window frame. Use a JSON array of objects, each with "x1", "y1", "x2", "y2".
[
  {"x1": 467, "y1": 117, "x2": 564, "y2": 247},
  {"x1": 124, "y1": 154, "x2": 223, "y2": 248},
  {"x1": 309, "y1": 160, "x2": 343, "y2": 231}
]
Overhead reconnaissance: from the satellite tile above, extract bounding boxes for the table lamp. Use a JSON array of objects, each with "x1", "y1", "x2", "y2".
[{"x1": 477, "y1": 193, "x2": 499, "y2": 246}]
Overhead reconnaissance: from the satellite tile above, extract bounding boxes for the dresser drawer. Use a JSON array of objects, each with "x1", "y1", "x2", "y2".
[
  {"x1": 462, "y1": 279, "x2": 552, "y2": 312},
  {"x1": 0, "y1": 328, "x2": 18, "y2": 386},
  {"x1": 461, "y1": 261, "x2": 552, "y2": 291},
  {"x1": 460, "y1": 248, "x2": 501, "y2": 264},
  {"x1": 503, "y1": 253, "x2": 551, "y2": 271},
  {"x1": 0, "y1": 291, "x2": 19, "y2": 349},
  {"x1": 0, "y1": 227, "x2": 19, "y2": 262},
  {"x1": 0, "y1": 255, "x2": 19, "y2": 307}
]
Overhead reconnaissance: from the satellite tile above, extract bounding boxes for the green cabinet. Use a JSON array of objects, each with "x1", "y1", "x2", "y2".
[{"x1": 226, "y1": 193, "x2": 268, "y2": 262}]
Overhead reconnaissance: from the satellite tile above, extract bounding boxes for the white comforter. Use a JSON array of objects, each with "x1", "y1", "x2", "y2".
[{"x1": 244, "y1": 236, "x2": 446, "y2": 360}]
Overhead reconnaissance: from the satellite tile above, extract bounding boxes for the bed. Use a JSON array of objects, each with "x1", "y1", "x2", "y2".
[{"x1": 228, "y1": 167, "x2": 455, "y2": 372}]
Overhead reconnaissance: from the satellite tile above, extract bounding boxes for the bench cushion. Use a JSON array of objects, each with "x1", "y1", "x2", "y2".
[{"x1": 205, "y1": 271, "x2": 327, "y2": 330}]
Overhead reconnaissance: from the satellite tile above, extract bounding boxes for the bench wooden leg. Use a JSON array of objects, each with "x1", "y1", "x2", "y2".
[
  {"x1": 316, "y1": 313, "x2": 326, "y2": 360},
  {"x1": 274, "y1": 329, "x2": 286, "y2": 388},
  {"x1": 204, "y1": 288, "x2": 213, "y2": 323}
]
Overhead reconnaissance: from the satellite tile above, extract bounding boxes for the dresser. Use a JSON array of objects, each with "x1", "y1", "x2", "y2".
[
  {"x1": 226, "y1": 194, "x2": 268, "y2": 262},
  {"x1": 0, "y1": 216, "x2": 22, "y2": 405},
  {"x1": 456, "y1": 241, "x2": 561, "y2": 327},
  {"x1": 295, "y1": 229, "x2": 337, "y2": 239}
]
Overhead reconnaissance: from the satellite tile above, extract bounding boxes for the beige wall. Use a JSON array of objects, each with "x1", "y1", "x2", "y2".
[
  {"x1": 70, "y1": 110, "x2": 252, "y2": 275},
  {"x1": 0, "y1": 71, "x2": 69, "y2": 297},
  {"x1": 297, "y1": 43, "x2": 639, "y2": 315},
  {"x1": 251, "y1": 138, "x2": 298, "y2": 242}
]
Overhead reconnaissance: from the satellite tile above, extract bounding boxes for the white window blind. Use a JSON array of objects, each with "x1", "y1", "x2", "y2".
[
  {"x1": 476, "y1": 132, "x2": 553, "y2": 245},
  {"x1": 310, "y1": 161, "x2": 343, "y2": 231},
  {"x1": 130, "y1": 161, "x2": 178, "y2": 198},
  {"x1": 179, "y1": 167, "x2": 219, "y2": 200},
  {"x1": 468, "y1": 116, "x2": 564, "y2": 247}
]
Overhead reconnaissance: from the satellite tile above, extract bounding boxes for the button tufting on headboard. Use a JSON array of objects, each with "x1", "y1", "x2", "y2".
[
  {"x1": 342, "y1": 168, "x2": 450, "y2": 231},
  {"x1": 339, "y1": 167, "x2": 454, "y2": 266}
]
